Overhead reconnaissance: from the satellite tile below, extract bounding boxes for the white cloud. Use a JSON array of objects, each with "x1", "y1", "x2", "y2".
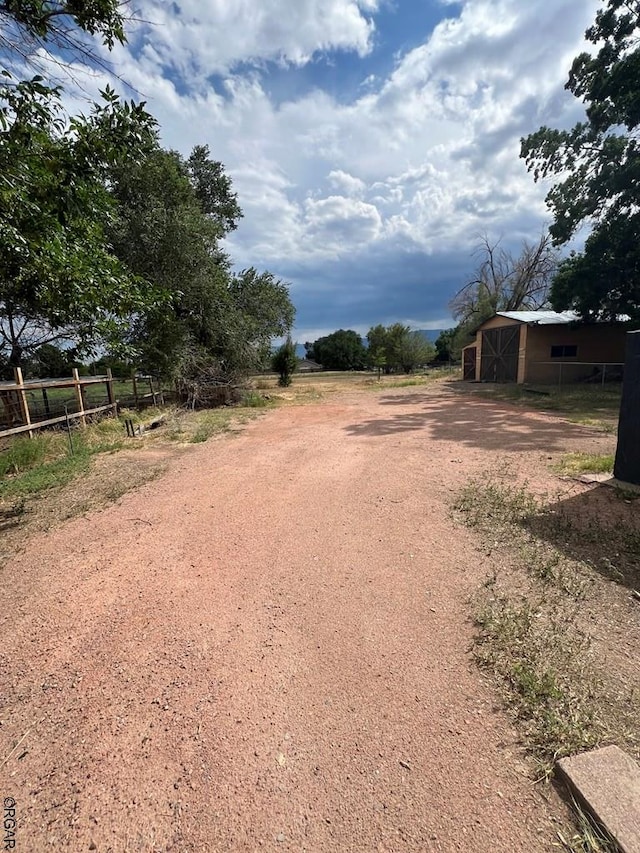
[
  {"x1": 328, "y1": 169, "x2": 367, "y2": 196},
  {"x1": 124, "y1": 0, "x2": 380, "y2": 81},
  {"x1": 57, "y1": 0, "x2": 599, "y2": 331}
]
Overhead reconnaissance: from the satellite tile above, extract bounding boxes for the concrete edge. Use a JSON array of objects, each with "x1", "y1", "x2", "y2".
[{"x1": 556, "y1": 746, "x2": 640, "y2": 853}]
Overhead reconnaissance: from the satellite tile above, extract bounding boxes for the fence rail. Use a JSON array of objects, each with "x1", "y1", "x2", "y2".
[
  {"x1": 0, "y1": 367, "x2": 118, "y2": 438},
  {"x1": 0, "y1": 369, "x2": 171, "y2": 440}
]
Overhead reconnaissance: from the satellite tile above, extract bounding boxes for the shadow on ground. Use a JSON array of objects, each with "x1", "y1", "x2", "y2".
[
  {"x1": 524, "y1": 485, "x2": 640, "y2": 591},
  {"x1": 343, "y1": 391, "x2": 598, "y2": 453}
]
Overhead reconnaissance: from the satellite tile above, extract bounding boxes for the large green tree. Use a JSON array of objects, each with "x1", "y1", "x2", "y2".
[
  {"x1": 106, "y1": 145, "x2": 229, "y2": 374},
  {"x1": 228, "y1": 267, "x2": 294, "y2": 370},
  {"x1": 108, "y1": 145, "x2": 293, "y2": 379},
  {"x1": 366, "y1": 323, "x2": 434, "y2": 373},
  {"x1": 0, "y1": 0, "x2": 295, "y2": 386},
  {"x1": 307, "y1": 329, "x2": 366, "y2": 370},
  {"x1": 0, "y1": 0, "x2": 170, "y2": 373},
  {"x1": 521, "y1": 0, "x2": 640, "y2": 322},
  {"x1": 0, "y1": 77, "x2": 162, "y2": 370}
]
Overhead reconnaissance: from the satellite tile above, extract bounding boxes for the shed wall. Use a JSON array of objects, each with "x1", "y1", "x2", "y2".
[
  {"x1": 523, "y1": 325, "x2": 627, "y2": 384},
  {"x1": 479, "y1": 315, "x2": 523, "y2": 331}
]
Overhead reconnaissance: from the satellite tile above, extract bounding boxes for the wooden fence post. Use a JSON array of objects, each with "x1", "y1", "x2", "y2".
[
  {"x1": 106, "y1": 368, "x2": 117, "y2": 417},
  {"x1": 73, "y1": 368, "x2": 87, "y2": 427},
  {"x1": 132, "y1": 370, "x2": 139, "y2": 408},
  {"x1": 14, "y1": 367, "x2": 33, "y2": 438}
]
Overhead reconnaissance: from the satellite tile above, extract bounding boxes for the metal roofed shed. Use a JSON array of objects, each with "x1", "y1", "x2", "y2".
[{"x1": 462, "y1": 310, "x2": 629, "y2": 384}]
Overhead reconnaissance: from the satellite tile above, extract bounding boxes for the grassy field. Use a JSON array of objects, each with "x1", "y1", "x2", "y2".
[
  {"x1": 11, "y1": 369, "x2": 456, "y2": 425},
  {"x1": 251, "y1": 366, "x2": 460, "y2": 395},
  {"x1": 0, "y1": 410, "x2": 142, "y2": 502}
]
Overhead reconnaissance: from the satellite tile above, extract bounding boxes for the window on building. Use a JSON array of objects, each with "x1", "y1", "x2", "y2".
[{"x1": 550, "y1": 345, "x2": 578, "y2": 358}]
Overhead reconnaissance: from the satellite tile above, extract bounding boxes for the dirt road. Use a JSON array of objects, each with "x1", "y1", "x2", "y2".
[{"x1": 0, "y1": 384, "x2": 612, "y2": 851}]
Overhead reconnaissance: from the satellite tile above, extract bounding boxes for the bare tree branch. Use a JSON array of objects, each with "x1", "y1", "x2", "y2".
[
  {"x1": 0, "y1": 1, "x2": 150, "y2": 96},
  {"x1": 450, "y1": 233, "x2": 560, "y2": 329}
]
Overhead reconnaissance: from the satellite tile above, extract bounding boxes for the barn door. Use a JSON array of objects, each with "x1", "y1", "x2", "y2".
[
  {"x1": 463, "y1": 347, "x2": 476, "y2": 380},
  {"x1": 480, "y1": 325, "x2": 520, "y2": 382}
]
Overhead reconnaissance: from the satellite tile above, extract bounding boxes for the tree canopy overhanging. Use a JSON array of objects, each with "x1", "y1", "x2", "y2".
[
  {"x1": 0, "y1": 77, "x2": 164, "y2": 368},
  {"x1": 0, "y1": 0, "x2": 128, "y2": 82},
  {"x1": 520, "y1": 0, "x2": 640, "y2": 323},
  {"x1": 0, "y1": 0, "x2": 125, "y2": 44},
  {"x1": 107, "y1": 144, "x2": 293, "y2": 381},
  {"x1": 0, "y1": 1, "x2": 296, "y2": 383}
]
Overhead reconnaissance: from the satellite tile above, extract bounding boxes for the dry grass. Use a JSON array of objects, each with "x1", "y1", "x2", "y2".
[
  {"x1": 556, "y1": 795, "x2": 618, "y2": 853},
  {"x1": 454, "y1": 474, "x2": 640, "y2": 782},
  {"x1": 250, "y1": 367, "x2": 459, "y2": 399}
]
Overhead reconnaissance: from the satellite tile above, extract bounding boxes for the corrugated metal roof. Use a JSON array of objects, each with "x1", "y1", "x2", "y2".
[{"x1": 496, "y1": 310, "x2": 582, "y2": 325}]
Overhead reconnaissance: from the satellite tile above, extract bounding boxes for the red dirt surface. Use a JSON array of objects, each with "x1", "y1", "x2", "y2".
[{"x1": 0, "y1": 384, "x2": 615, "y2": 851}]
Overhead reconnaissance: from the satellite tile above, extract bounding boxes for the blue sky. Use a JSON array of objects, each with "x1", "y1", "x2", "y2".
[{"x1": 65, "y1": 0, "x2": 596, "y2": 342}]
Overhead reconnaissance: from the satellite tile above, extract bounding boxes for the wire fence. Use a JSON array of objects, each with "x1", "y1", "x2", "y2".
[
  {"x1": 530, "y1": 361, "x2": 624, "y2": 387},
  {"x1": 0, "y1": 369, "x2": 172, "y2": 439}
]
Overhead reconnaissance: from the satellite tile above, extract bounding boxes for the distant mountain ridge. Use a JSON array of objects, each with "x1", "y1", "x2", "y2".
[{"x1": 416, "y1": 329, "x2": 446, "y2": 342}]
